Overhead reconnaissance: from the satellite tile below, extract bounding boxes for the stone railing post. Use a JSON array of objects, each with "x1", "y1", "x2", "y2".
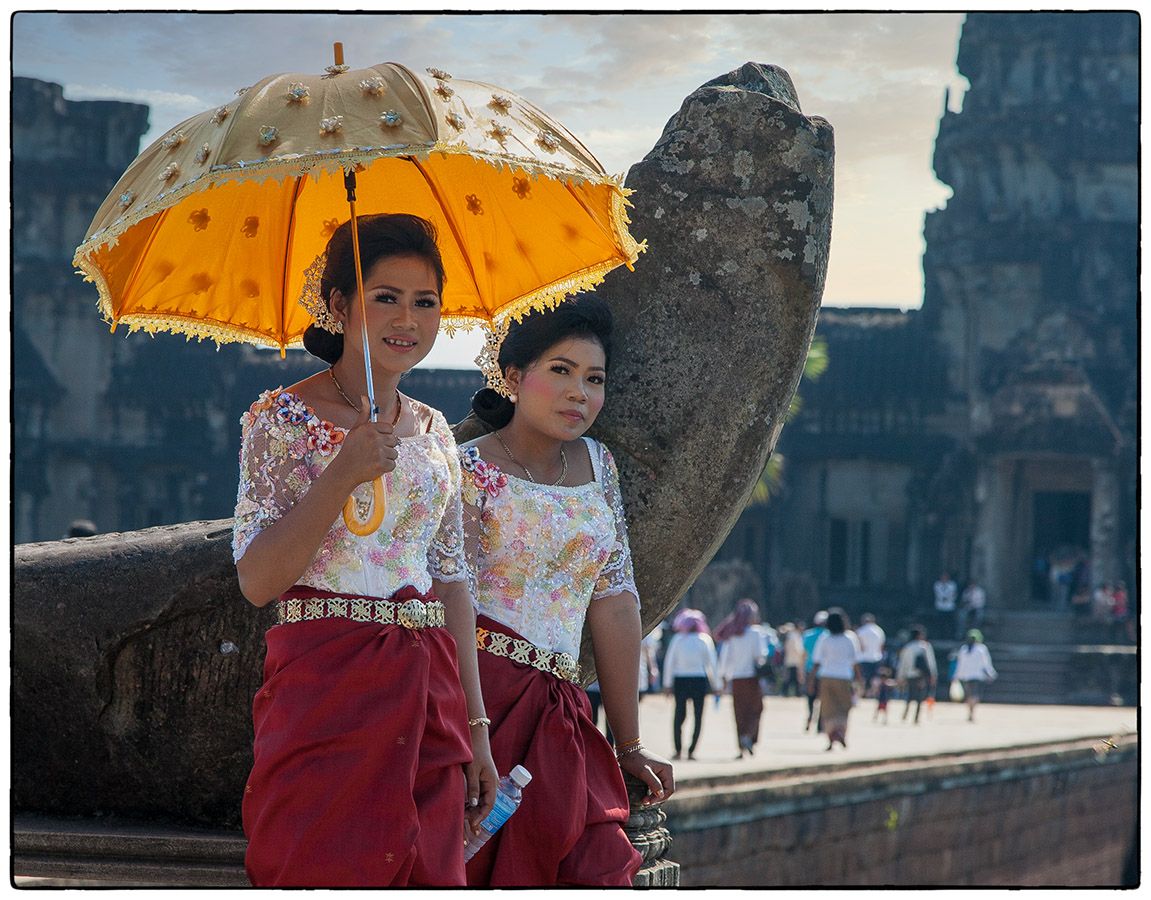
[{"x1": 623, "y1": 772, "x2": 679, "y2": 886}]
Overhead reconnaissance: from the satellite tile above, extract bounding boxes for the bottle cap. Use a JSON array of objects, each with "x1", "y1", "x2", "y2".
[{"x1": 509, "y1": 765, "x2": 532, "y2": 787}]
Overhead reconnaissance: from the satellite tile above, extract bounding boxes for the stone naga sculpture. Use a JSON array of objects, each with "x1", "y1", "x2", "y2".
[
  {"x1": 457, "y1": 62, "x2": 833, "y2": 668},
  {"x1": 13, "y1": 62, "x2": 832, "y2": 826}
]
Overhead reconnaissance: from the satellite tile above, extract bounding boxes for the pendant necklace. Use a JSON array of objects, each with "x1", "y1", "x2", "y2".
[
  {"x1": 329, "y1": 366, "x2": 403, "y2": 428},
  {"x1": 494, "y1": 428, "x2": 568, "y2": 486}
]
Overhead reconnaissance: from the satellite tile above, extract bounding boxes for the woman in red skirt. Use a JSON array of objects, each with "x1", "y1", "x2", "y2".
[
  {"x1": 459, "y1": 295, "x2": 675, "y2": 886},
  {"x1": 232, "y1": 215, "x2": 497, "y2": 887}
]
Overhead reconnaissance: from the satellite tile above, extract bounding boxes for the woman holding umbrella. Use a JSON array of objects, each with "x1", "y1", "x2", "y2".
[
  {"x1": 233, "y1": 214, "x2": 497, "y2": 887},
  {"x1": 457, "y1": 295, "x2": 674, "y2": 886}
]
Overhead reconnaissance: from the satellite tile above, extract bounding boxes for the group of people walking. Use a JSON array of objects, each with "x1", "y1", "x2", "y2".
[
  {"x1": 660, "y1": 599, "x2": 775, "y2": 761},
  {"x1": 652, "y1": 602, "x2": 1003, "y2": 761},
  {"x1": 233, "y1": 215, "x2": 673, "y2": 887}
]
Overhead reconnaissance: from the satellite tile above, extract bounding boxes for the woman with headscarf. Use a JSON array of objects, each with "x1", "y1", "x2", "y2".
[
  {"x1": 715, "y1": 599, "x2": 768, "y2": 758},
  {"x1": 662, "y1": 609, "x2": 718, "y2": 760}
]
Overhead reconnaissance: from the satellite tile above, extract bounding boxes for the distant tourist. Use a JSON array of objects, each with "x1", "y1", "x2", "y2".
[
  {"x1": 855, "y1": 613, "x2": 886, "y2": 696},
  {"x1": 716, "y1": 599, "x2": 768, "y2": 758},
  {"x1": 810, "y1": 608, "x2": 862, "y2": 750},
  {"x1": 640, "y1": 622, "x2": 664, "y2": 696},
  {"x1": 933, "y1": 571, "x2": 958, "y2": 613},
  {"x1": 802, "y1": 611, "x2": 828, "y2": 731},
  {"x1": 960, "y1": 580, "x2": 986, "y2": 637},
  {"x1": 663, "y1": 609, "x2": 719, "y2": 761},
  {"x1": 896, "y1": 626, "x2": 937, "y2": 725},
  {"x1": 952, "y1": 629, "x2": 997, "y2": 722},
  {"x1": 1111, "y1": 582, "x2": 1132, "y2": 642},
  {"x1": 873, "y1": 662, "x2": 897, "y2": 724},
  {"x1": 933, "y1": 571, "x2": 959, "y2": 637},
  {"x1": 1092, "y1": 582, "x2": 1116, "y2": 623},
  {"x1": 779, "y1": 621, "x2": 807, "y2": 697}
]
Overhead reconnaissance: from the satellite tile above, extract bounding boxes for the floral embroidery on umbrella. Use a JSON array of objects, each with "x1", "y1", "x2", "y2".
[
  {"x1": 286, "y1": 82, "x2": 310, "y2": 103},
  {"x1": 359, "y1": 76, "x2": 387, "y2": 96},
  {"x1": 434, "y1": 81, "x2": 454, "y2": 100},
  {"x1": 161, "y1": 131, "x2": 187, "y2": 151},
  {"x1": 188, "y1": 209, "x2": 211, "y2": 231},
  {"x1": 379, "y1": 110, "x2": 403, "y2": 128},
  {"x1": 194, "y1": 143, "x2": 211, "y2": 165},
  {"x1": 446, "y1": 112, "x2": 466, "y2": 131},
  {"x1": 118, "y1": 191, "x2": 135, "y2": 208},
  {"x1": 159, "y1": 163, "x2": 180, "y2": 182},
  {"x1": 536, "y1": 131, "x2": 561, "y2": 153},
  {"x1": 488, "y1": 94, "x2": 513, "y2": 114},
  {"x1": 319, "y1": 115, "x2": 344, "y2": 135},
  {"x1": 211, "y1": 105, "x2": 230, "y2": 125},
  {"x1": 426, "y1": 67, "x2": 452, "y2": 80}
]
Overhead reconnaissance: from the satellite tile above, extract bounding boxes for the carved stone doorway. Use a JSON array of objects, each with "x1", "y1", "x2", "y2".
[{"x1": 1030, "y1": 490, "x2": 1091, "y2": 606}]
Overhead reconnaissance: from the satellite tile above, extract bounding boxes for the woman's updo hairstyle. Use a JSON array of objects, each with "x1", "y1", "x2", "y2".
[
  {"x1": 470, "y1": 293, "x2": 614, "y2": 429},
  {"x1": 302, "y1": 213, "x2": 446, "y2": 364}
]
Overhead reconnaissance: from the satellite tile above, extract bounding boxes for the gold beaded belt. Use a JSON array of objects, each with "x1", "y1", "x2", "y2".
[
  {"x1": 276, "y1": 595, "x2": 446, "y2": 629},
  {"x1": 475, "y1": 626, "x2": 581, "y2": 683}
]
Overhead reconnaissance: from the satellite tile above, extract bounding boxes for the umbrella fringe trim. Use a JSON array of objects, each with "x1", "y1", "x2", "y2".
[
  {"x1": 79, "y1": 266, "x2": 628, "y2": 351},
  {"x1": 74, "y1": 142, "x2": 634, "y2": 259}
]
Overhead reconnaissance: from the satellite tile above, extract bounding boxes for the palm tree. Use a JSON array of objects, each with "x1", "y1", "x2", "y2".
[{"x1": 748, "y1": 335, "x2": 827, "y2": 505}]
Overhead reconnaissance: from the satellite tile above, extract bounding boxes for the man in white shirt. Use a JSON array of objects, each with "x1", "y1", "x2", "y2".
[
  {"x1": 855, "y1": 613, "x2": 886, "y2": 696},
  {"x1": 934, "y1": 572, "x2": 959, "y2": 639}
]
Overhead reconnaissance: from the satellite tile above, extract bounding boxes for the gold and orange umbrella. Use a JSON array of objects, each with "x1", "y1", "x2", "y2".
[{"x1": 74, "y1": 45, "x2": 643, "y2": 533}]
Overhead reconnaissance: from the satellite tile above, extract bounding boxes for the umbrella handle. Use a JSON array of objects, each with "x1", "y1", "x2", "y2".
[{"x1": 342, "y1": 477, "x2": 386, "y2": 535}]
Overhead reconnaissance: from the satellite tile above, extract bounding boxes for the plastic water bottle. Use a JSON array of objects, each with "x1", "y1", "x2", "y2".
[{"x1": 463, "y1": 765, "x2": 532, "y2": 863}]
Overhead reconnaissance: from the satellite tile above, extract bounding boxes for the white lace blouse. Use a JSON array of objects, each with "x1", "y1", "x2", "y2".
[
  {"x1": 459, "y1": 437, "x2": 639, "y2": 659},
  {"x1": 232, "y1": 387, "x2": 468, "y2": 598}
]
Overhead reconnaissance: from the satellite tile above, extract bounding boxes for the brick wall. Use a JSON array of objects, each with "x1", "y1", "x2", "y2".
[{"x1": 665, "y1": 738, "x2": 1137, "y2": 886}]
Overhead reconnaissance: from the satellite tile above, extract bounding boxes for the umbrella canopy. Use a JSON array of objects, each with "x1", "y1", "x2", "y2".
[{"x1": 73, "y1": 59, "x2": 644, "y2": 352}]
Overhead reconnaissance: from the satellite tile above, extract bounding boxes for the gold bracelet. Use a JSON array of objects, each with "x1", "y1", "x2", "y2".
[
  {"x1": 615, "y1": 736, "x2": 643, "y2": 752},
  {"x1": 468, "y1": 716, "x2": 491, "y2": 728}
]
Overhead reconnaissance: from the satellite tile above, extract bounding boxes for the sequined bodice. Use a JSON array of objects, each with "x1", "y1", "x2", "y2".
[
  {"x1": 232, "y1": 388, "x2": 467, "y2": 598},
  {"x1": 460, "y1": 438, "x2": 638, "y2": 658}
]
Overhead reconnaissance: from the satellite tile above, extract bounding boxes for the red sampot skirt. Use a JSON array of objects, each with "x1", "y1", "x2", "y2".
[
  {"x1": 243, "y1": 586, "x2": 471, "y2": 887},
  {"x1": 465, "y1": 615, "x2": 642, "y2": 887}
]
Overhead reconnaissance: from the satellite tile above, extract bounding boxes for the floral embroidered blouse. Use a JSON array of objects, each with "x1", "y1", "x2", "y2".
[
  {"x1": 232, "y1": 387, "x2": 468, "y2": 598},
  {"x1": 460, "y1": 437, "x2": 639, "y2": 659}
]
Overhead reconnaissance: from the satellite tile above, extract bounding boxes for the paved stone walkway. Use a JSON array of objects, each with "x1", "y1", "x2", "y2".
[{"x1": 628, "y1": 693, "x2": 1136, "y2": 782}]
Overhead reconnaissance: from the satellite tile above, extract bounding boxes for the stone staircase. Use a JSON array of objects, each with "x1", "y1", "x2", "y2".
[{"x1": 930, "y1": 610, "x2": 1134, "y2": 706}]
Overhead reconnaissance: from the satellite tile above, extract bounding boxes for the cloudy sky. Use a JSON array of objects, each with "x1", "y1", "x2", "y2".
[{"x1": 11, "y1": 10, "x2": 968, "y2": 368}]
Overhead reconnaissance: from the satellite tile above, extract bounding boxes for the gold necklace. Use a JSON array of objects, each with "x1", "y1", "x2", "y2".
[
  {"x1": 494, "y1": 428, "x2": 568, "y2": 486},
  {"x1": 329, "y1": 367, "x2": 402, "y2": 427}
]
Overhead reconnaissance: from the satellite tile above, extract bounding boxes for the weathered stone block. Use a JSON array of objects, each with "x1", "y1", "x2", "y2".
[{"x1": 568, "y1": 61, "x2": 833, "y2": 663}]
